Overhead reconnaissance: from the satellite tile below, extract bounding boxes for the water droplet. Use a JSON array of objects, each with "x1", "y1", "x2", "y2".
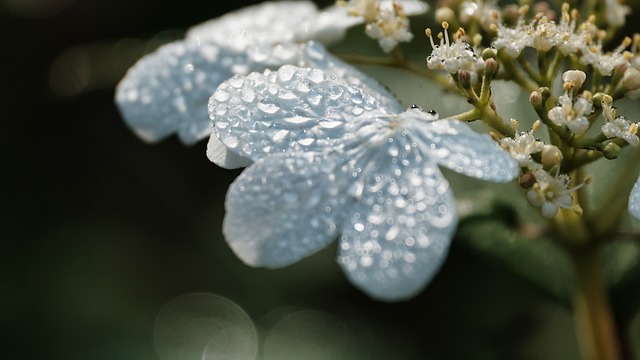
[
  {"x1": 272, "y1": 129, "x2": 289, "y2": 142},
  {"x1": 283, "y1": 116, "x2": 313, "y2": 125},
  {"x1": 352, "y1": 107, "x2": 364, "y2": 116},
  {"x1": 350, "y1": 92, "x2": 363, "y2": 104},
  {"x1": 241, "y1": 88, "x2": 255, "y2": 103},
  {"x1": 183, "y1": 63, "x2": 194, "y2": 73},
  {"x1": 306, "y1": 88, "x2": 324, "y2": 106},
  {"x1": 213, "y1": 88, "x2": 230, "y2": 102},
  {"x1": 328, "y1": 86, "x2": 344, "y2": 100},
  {"x1": 319, "y1": 120, "x2": 343, "y2": 129},
  {"x1": 360, "y1": 256, "x2": 373, "y2": 267},
  {"x1": 257, "y1": 98, "x2": 281, "y2": 114},
  {"x1": 307, "y1": 68, "x2": 325, "y2": 83},
  {"x1": 228, "y1": 76, "x2": 244, "y2": 88},
  {"x1": 277, "y1": 65, "x2": 296, "y2": 82}
]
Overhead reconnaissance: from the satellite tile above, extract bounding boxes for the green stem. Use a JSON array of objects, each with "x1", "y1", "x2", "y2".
[
  {"x1": 544, "y1": 50, "x2": 563, "y2": 87},
  {"x1": 517, "y1": 54, "x2": 544, "y2": 85},
  {"x1": 500, "y1": 54, "x2": 540, "y2": 93},
  {"x1": 568, "y1": 245, "x2": 622, "y2": 360}
]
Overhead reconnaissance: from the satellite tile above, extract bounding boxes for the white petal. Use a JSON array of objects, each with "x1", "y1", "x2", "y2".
[
  {"x1": 115, "y1": 40, "x2": 255, "y2": 144},
  {"x1": 206, "y1": 135, "x2": 252, "y2": 169},
  {"x1": 186, "y1": 1, "x2": 319, "y2": 48},
  {"x1": 402, "y1": 113, "x2": 519, "y2": 182},
  {"x1": 338, "y1": 133, "x2": 457, "y2": 301},
  {"x1": 299, "y1": 42, "x2": 403, "y2": 113},
  {"x1": 223, "y1": 152, "x2": 353, "y2": 268},
  {"x1": 209, "y1": 65, "x2": 393, "y2": 161},
  {"x1": 629, "y1": 176, "x2": 640, "y2": 220}
]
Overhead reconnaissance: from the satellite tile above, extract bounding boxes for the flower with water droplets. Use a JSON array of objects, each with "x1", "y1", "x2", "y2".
[
  {"x1": 601, "y1": 95, "x2": 639, "y2": 146},
  {"x1": 526, "y1": 168, "x2": 588, "y2": 219},
  {"x1": 490, "y1": 5, "x2": 532, "y2": 58},
  {"x1": 115, "y1": 1, "x2": 425, "y2": 150},
  {"x1": 208, "y1": 64, "x2": 518, "y2": 301},
  {"x1": 547, "y1": 92, "x2": 593, "y2": 136},
  {"x1": 500, "y1": 120, "x2": 544, "y2": 168},
  {"x1": 426, "y1": 22, "x2": 478, "y2": 73}
]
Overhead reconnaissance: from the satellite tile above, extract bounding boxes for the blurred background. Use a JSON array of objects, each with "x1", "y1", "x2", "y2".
[{"x1": 2, "y1": 0, "x2": 639, "y2": 359}]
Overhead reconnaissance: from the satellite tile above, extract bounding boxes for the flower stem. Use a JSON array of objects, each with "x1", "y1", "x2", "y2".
[{"x1": 568, "y1": 245, "x2": 622, "y2": 360}]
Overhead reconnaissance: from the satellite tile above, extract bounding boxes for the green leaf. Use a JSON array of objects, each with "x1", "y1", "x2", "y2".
[{"x1": 456, "y1": 217, "x2": 574, "y2": 308}]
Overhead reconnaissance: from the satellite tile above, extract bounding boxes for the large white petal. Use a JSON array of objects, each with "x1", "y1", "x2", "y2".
[
  {"x1": 115, "y1": 40, "x2": 256, "y2": 144},
  {"x1": 206, "y1": 135, "x2": 252, "y2": 169},
  {"x1": 403, "y1": 112, "x2": 519, "y2": 182},
  {"x1": 223, "y1": 152, "x2": 353, "y2": 268},
  {"x1": 338, "y1": 131, "x2": 457, "y2": 301},
  {"x1": 209, "y1": 65, "x2": 393, "y2": 161},
  {"x1": 186, "y1": 1, "x2": 320, "y2": 47},
  {"x1": 629, "y1": 176, "x2": 640, "y2": 220},
  {"x1": 299, "y1": 42, "x2": 403, "y2": 113}
]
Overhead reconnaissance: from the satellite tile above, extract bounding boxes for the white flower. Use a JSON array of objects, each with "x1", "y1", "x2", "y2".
[
  {"x1": 547, "y1": 93, "x2": 592, "y2": 135},
  {"x1": 601, "y1": 96, "x2": 639, "y2": 146},
  {"x1": 115, "y1": 1, "x2": 425, "y2": 148},
  {"x1": 459, "y1": 0, "x2": 500, "y2": 31},
  {"x1": 365, "y1": 2, "x2": 414, "y2": 53},
  {"x1": 208, "y1": 64, "x2": 518, "y2": 301},
  {"x1": 526, "y1": 169, "x2": 584, "y2": 219},
  {"x1": 605, "y1": 0, "x2": 630, "y2": 28},
  {"x1": 491, "y1": 10, "x2": 532, "y2": 58},
  {"x1": 500, "y1": 129, "x2": 544, "y2": 168},
  {"x1": 426, "y1": 23, "x2": 479, "y2": 73}
]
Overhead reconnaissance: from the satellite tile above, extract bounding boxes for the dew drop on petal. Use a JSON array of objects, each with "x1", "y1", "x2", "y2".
[
  {"x1": 257, "y1": 98, "x2": 281, "y2": 114},
  {"x1": 213, "y1": 89, "x2": 230, "y2": 102}
]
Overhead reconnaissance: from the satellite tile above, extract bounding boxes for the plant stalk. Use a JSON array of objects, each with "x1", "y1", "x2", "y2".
[{"x1": 569, "y1": 245, "x2": 622, "y2": 360}]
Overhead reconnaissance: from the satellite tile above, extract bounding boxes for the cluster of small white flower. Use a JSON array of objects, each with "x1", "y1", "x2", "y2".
[{"x1": 491, "y1": 3, "x2": 634, "y2": 76}]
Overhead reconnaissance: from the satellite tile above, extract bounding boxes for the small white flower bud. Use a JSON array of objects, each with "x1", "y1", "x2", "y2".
[
  {"x1": 435, "y1": 6, "x2": 456, "y2": 24},
  {"x1": 562, "y1": 70, "x2": 587, "y2": 90},
  {"x1": 541, "y1": 144, "x2": 563, "y2": 167},
  {"x1": 623, "y1": 67, "x2": 640, "y2": 91}
]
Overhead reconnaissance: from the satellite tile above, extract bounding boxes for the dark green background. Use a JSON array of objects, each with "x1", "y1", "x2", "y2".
[{"x1": 2, "y1": 0, "x2": 638, "y2": 359}]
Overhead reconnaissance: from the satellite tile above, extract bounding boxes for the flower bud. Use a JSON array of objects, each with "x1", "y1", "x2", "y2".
[
  {"x1": 435, "y1": 6, "x2": 456, "y2": 24},
  {"x1": 458, "y1": 70, "x2": 472, "y2": 89},
  {"x1": 602, "y1": 142, "x2": 621, "y2": 159},
  {"x1": 481, "y1": 47, "x2": 498, "y2": 61},
  {"x1": 519, "y1": 171, "x2": 537, "y2": 188},
  {"x1": 541, "y1": 144, "x2": 563, "y2": 167},
  {"x1": 623, "y1": 68, "x2": 640, "y2": 91},
  {"x1": 562, "y1": 70, "x2": 586, "y2": 90},
  {"x1": 484, "y1": 58, "x2": 499, "y2": 77},
  {"x1": 591, "y1": 92, "x2": 605, "y2": 108},
  {"x1": 538, "y1": 87, "x2": 551, "y2": 102},
  {"x1": 529, "y1": 91, "x2": 543, "y2": 107}
]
